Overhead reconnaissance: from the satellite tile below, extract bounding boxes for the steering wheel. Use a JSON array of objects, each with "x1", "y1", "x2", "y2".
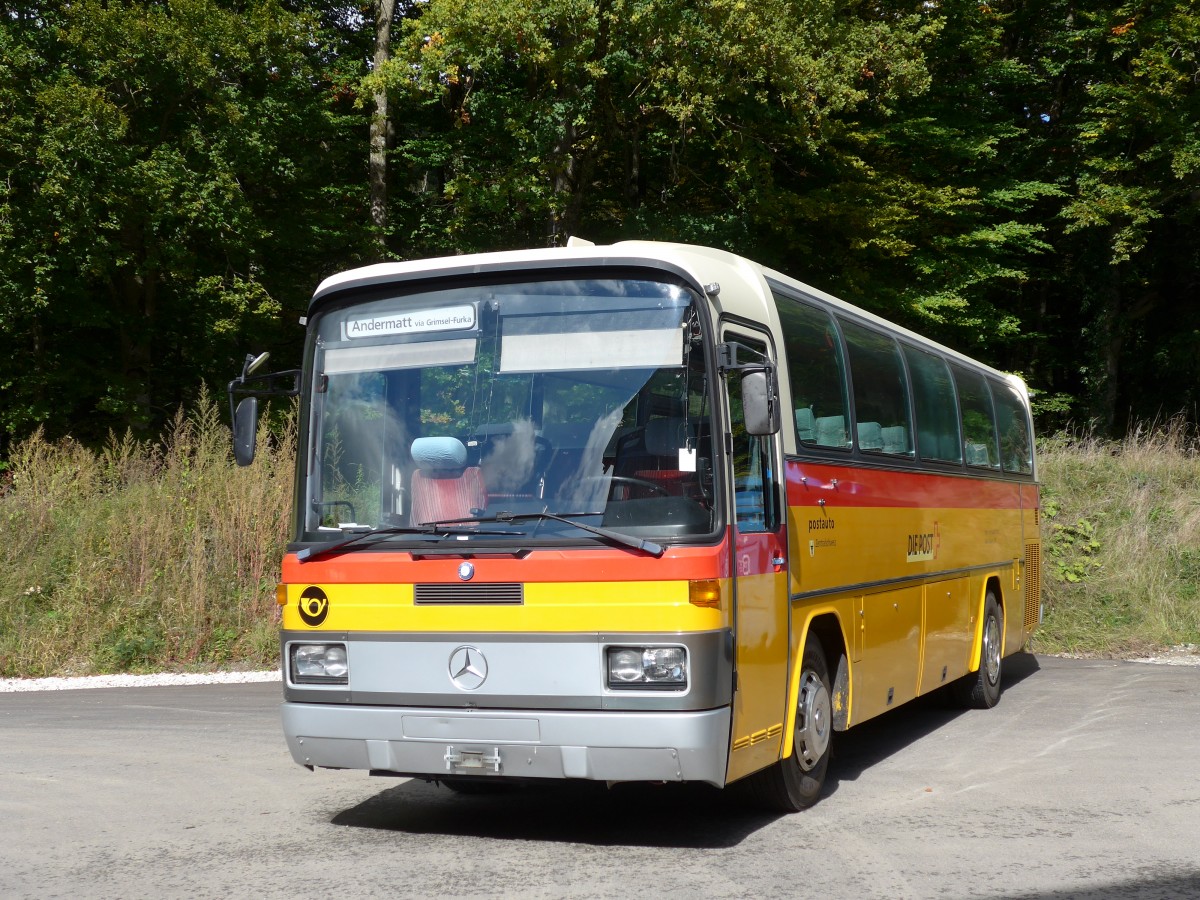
[
  {"x1": 315, "y1": 499, "x2": 357, "y2": 524},
  {"x1": 584, "y1": 475, "x2": 670, "y2": 499}
]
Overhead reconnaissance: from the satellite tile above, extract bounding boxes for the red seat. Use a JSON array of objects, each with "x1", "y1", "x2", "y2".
[
  {"x1": 409, "y1": 437, "x2": 487, "y2": 524},
  {"x1": 410, "y1": 467, "x2": 486, "y2": 524}
]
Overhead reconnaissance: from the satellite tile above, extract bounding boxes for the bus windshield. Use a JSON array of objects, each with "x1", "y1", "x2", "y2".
[{"x1": 299, "y1": 276, "x2": 717, "y2": 547}]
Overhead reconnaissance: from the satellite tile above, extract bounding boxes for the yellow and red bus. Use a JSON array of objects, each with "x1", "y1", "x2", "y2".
[{"x1": 230, "y1": 240, "x2": 1040, "y2": 809}]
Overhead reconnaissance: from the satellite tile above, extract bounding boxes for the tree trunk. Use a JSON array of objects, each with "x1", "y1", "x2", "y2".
[
  {"x1": 1094, "y1": 265, "x2": 1123, "y2": 436},
  {"x1": 369, "y1": 0, "x2": 397, "y2": 259}
]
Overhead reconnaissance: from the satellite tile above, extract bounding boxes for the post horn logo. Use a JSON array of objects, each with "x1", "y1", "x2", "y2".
[{"x1": 298, "y1": 586, "x2": 329, "y2": 626}]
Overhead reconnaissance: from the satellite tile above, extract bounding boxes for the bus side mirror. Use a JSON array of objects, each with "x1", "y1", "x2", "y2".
[
  {"x1": 742, "y1": 370, "x2": 780, "y2": 436},
  {"x1": 233, "y1": 397, "x2": 259, "y2": 467}
]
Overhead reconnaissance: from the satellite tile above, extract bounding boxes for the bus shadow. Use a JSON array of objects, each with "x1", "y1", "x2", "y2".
[
  {"x1": 331, "y1": 777, "x2": 780, "y2": 849},
  {"x1": 331, "y1": 653, "x2": 1042, "y2": 848},
  {"x1": 827, "y1": 650, "x2": 1041, "y2": 790}
]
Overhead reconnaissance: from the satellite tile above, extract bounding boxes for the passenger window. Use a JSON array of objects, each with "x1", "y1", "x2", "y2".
[
  {"x1": 990, "y1": 379, "x2": 1034, "y2": 475},
  {"x1": 840, "y1": 319, "x2": 913, "y2": 457},
  {"x1": 902, "y1": 345, "x2": 961, "y2": 463},
  {"x1": 952, "y1": 366, "x2": 999, "y2": 469},
  {"x1": 774, "y1": 295, "x2": 850, "y2": 449}
]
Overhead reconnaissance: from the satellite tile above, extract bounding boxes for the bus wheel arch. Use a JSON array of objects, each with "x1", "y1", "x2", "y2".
[
  {"x1": 740, "y1": 614, "x2": 846, "y2": 811},
  {"x1": 806, "y1": 614, "x2": 850, "y2": 733},
  {"x1": 742, "y1": 633, "x2": 834, "y2": 811},
  {"x1": 953, "y1": 582, "x2": 1004, "y2": 710}
]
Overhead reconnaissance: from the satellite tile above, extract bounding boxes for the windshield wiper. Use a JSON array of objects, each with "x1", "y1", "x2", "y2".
[
  {"x1": 296, "y1": 524, "x2": 524, "y2": 563},
  {"x1": 437, "y1": 510, "x2": 665, "y2": 558}
]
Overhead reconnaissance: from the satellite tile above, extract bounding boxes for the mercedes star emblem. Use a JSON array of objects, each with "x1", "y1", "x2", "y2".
[{"x1": 448, "y1": 645, "x2": 488, "y2": 690}]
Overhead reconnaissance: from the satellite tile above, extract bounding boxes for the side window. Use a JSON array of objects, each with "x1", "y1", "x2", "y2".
[
  {"x1": 902, "y1": 345, "x2": 961, "y2": 463},
  {"x1": 952, "y1": 366, "x2": 1000, "y2": 469},
  {"x1": 724, "y1": 334, "x2": 778, "y2": 533},
  {"x1": 990, "y1": 379, "x2": 1034, "y2": 475},
  {"x1": 774, "y1": 294, "x2": 850, "y2": 449},
  {"x1": 840, "y1": 319, "x2": 914, "y2": 457}
]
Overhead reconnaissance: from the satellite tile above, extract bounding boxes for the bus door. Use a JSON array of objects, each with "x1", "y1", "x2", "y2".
[{"x1": 722, "y1": 328, "x2": 790, "y2": 782}]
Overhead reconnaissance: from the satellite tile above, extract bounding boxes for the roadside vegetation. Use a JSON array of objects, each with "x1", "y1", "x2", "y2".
[
  {"x1": 0, "y1": 390, "x2": 294, "y2": 677},
  {"x1": 1, "y1": 407, "x2": 1197, "y2": 677},
  {"x1": 1037, "y1": 420, "x2": 1200, "y2": 656}
]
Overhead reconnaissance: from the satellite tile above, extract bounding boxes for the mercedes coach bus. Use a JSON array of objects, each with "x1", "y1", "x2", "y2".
[{"x1": 230, "y1": 240, "x2": 1040, "y2": 810}]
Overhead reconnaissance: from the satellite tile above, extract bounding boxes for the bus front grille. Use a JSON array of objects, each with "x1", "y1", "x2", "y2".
[{"x1": 414, "y1": 583, "x2": 524, "y2": 605}]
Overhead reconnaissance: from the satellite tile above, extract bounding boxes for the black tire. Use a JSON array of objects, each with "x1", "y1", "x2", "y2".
[
  {"x1": 952, "y1": 590, "x2": 1004, "y2": 709},
  {"x1": 740, "y1": 637, "x2": 833, "y2": 812}
]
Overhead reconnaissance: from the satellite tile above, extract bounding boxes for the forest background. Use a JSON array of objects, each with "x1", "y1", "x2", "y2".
[
  {"x1": 1, "y1": 0, "x2": 1198, "y2": 674},
  {"x1": 2, "y1": 0, "x2": 1199, "y2": 445}
]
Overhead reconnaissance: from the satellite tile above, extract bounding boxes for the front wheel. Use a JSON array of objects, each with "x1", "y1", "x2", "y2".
[
  {"x1": 741, "y1": 637, "x2": 833, "y2": 812},
  {"x1": 952, "y1": 590, "x2": 1004, "y2": 709}
]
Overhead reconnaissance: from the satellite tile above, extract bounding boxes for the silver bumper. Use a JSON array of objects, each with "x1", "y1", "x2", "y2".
[{"x1": 281, "y1": 702, "x2": 732, "y2": 787}]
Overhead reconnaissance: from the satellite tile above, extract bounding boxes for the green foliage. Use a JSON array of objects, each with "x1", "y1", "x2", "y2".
[
  {"x1": 1034, "y1": 421, "x2": 1200, "y2": 655},
  {"x1": 373, "y1": 0, "x2": 941, "y2": 255},
  {"x1": 1, "y1": 0, "x2": 1199, "y2": 449},
  {"x1": 0, "y1": 0, "x2": 373, "y2": 448},
  {"x1": 1044, "y1": 503, "x2": 1104, "y2": 583}
]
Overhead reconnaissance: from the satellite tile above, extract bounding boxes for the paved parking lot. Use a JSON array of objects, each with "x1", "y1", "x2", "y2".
[{"x1": 2, "y1": 653, "x2": 1198, "y2": 898}]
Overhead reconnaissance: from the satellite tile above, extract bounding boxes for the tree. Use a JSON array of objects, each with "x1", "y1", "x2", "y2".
[
  {"x1": 0, "y1": 0, "x2": 373, "y2": 445},
  {"x1": 1060, "y1": 1, "x2": 1200, "y2": 429},
  {"x1": 374, "y1": 0, "x2": 940, "y2": 252}
]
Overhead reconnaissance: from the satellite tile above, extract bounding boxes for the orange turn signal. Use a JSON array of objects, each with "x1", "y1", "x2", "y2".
[
  {"x1": 275, "y1": 583, "x2": 288, "y2": 606},
  {"x1": 688, "y1": 579, "x2": 722, "y2": 608}
]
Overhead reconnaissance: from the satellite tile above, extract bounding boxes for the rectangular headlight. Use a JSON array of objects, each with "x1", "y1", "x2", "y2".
[
  {"x1": 290, "y1": 643, "x2": 349, "y2": 684},
  {"x1": 606, "y1": 646, "x2": 687, "y2": 690}
]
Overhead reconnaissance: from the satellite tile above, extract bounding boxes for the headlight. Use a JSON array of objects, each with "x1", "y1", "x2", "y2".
[
  {"x1": 291, "y1": 643, "x2": 349, "y2": 684},
  {"x1": 606, "y1": 646, "x2": 687, "y2": 690}
]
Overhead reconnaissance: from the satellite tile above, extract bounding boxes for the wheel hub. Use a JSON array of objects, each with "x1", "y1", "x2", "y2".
[
  {"x1": 795, "y1": 669, "x2": 831, "y2": 771},
  {"x1": 983, "y1": 614, "x2": 1001, "y2": 686}
]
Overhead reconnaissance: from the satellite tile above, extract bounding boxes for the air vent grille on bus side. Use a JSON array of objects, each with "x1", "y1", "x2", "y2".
[
  {"x1": 1024, "y1": 543, "x2": 1041, "y2": 628},
  {"x1": 414, "y1": 583, "x2": 524, "y2": 605}
]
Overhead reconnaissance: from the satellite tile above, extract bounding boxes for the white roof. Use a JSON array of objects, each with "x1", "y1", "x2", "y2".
[{"x1": 312, "y1": 240, "x2": 1026, "y2": 393}]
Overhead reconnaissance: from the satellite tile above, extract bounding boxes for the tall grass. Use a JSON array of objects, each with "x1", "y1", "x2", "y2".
[
  {"x1": 1035, "y1": 419, "x2": 1200, "y2": 655},
  {"x1": 2, "y1": 401, "x2": 1197, "y2": 676},
  {"x1": 0, "y1": 388, "x2": 295, "y2": 676}
]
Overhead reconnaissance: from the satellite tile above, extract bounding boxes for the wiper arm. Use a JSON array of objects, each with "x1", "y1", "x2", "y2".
[
  {"x1": 439, "y1": 510, "x2": 664, "y2": 558},
  {"x1": 296, "y1": 523, "x2": 523, "y2": 563}
]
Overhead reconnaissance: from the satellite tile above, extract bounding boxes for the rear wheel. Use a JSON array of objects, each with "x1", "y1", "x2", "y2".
[
  {"x1": 741, "y1": 637, "x2": 832, "y2": 812},
  {"x1": 952, "y1": 590, "x2": 1004, "y2": 709}
]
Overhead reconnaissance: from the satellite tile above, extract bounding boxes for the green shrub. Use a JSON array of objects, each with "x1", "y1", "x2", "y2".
[
  {"x1": 1034, "y1": 420, "x2": 1200, "y2": 656},
  {"x1": 2, "y1": 401, "x2": 1198, "y2": 674},
  {"x1": 0, "y1": 387, "x2": 295, "y2": 676}
]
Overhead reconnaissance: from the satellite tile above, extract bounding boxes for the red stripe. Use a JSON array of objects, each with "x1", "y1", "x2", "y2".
[{"x1": 785, "y1": 460, "x2": 1037, "y2": 510}]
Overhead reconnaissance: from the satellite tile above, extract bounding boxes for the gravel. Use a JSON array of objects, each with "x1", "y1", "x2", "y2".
[{"x1": 0, "y1": 670, "x2": 280, "y2": 693}]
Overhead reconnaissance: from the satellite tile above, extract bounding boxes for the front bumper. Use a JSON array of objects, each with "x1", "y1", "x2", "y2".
[{"x1": 281, "y1": 701, "x2": 732, "y2": 786}]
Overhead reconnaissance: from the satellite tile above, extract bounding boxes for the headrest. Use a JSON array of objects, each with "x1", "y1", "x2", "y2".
[
  {"x1": 857, "y1": 421, "x2": 883, "y2": 450},
  {"x1": 411, "y1": 436, "x2": 467, "y2": 472},
  {"x1": 645, "y1": 418, "x2": 688, "y2": 457}
]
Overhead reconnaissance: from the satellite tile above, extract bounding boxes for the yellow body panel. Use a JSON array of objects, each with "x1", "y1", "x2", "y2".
[
  {"x1": 726, "y1": 568, "x2": 789, "y2": 781},
  {"x1": 280, "y1": 579, "x2": 727, "y2": 635}
]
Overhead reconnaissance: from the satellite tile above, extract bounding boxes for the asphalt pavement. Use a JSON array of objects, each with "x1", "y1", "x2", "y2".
[{"x1": 2, "y1": 653, "x2": 1198, "y2": 899}]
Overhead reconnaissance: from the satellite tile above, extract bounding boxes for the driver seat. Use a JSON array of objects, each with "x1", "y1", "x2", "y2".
[{"x1": 632, "y1": 417, "x2": 692, "y2": 497}]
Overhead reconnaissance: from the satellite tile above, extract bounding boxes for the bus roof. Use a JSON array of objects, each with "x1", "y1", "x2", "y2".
[{"x1": 311, "y1": 240, "x2": 1028, "y2": 395}]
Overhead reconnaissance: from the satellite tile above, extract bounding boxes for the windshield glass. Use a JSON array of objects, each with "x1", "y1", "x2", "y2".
[{"x1": 298, "y1": 275, "x2": 717, "y2": 547}]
